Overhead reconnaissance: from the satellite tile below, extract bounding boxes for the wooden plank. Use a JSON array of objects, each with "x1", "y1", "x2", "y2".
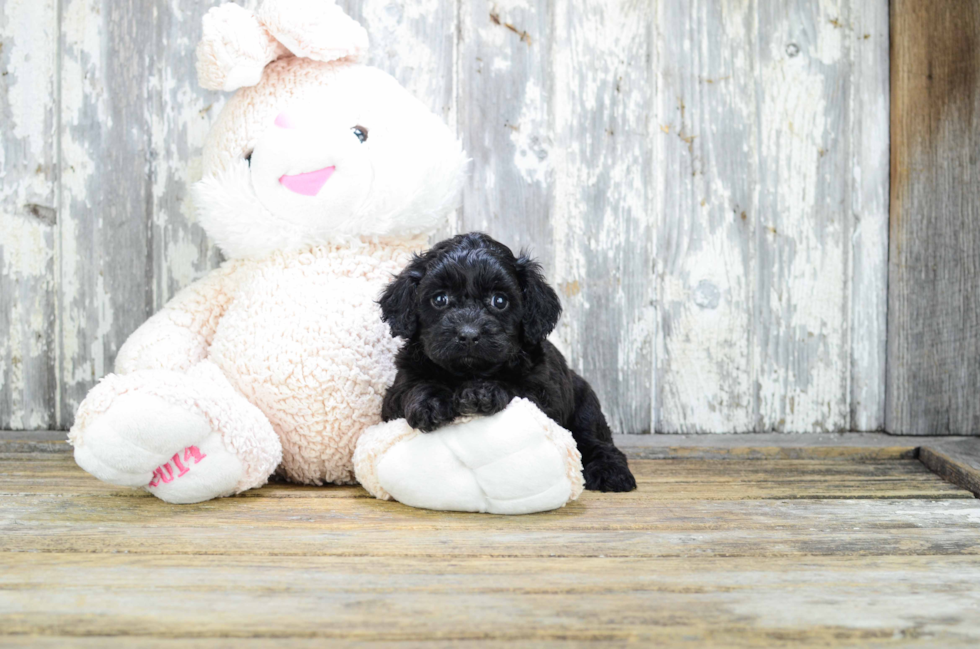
[
  {"x1": 752, "y1": 2, "x2": 854, "y2": 433},
  {"x1": 919, "y1": 438, "x2": 980, "y2": 496},
  {"x1": 343, "y1": 0, "x2": 456, "y2": 129},
  {"x1": 0, "y1": 0, "x2": 58, "y2": 430},
  {"x1": 617, "y1": 431, "x2": 923, "y2": 460},
  {"x1": 0, "y1": 431, "x2": 941, "y2": 450},
  {"x1": 848, "y1": 0, "x2": 890, "y2": 431},
  {"x1": 653, "y1": 0, "x2": 756, "y2": 433},
  {"x1": 0, "y1": 640, "x2": 699, "y2": 649},
  {"x1": 0, "y1": 431, "x2": 942, "y2": 452},
  {"x1": 456, "y1": 0, "x2": 553, "y2": 269},
  {"x1": 58, "y1": 0, "x2": 155, "y2": 425},
  {"x1": 0, "y1": 452, "x2": 974, "y2": 560},
  {"x1": 887, "y1": 0, "x2": 980, "y2": 435},
  {"x1": 1, "y1": 456, "x2": 967, "y2": 500},
  {"x1": 2, "y1": 554, "x2": 980, "y2": 643},
  {"x1": 546, "y1": 0, "x2": 655, "y2": 434},
  {"x1": 3, "y1": 520, "x2": 978, "y2": 560},
  {"x1": 2, "y1": 448, "x2": 979, "y2": 644},
  {"x1": 0, "y1": 430, "x2": 66, "y2": 442},
  {"x1": 58, "y1": 0, "x2": 231, "y2": 427},
  {"x1": 655, "y1": 1, "x2": 890, "y2": 433},
  {"x1": 618, "y1": 431, "x2": 924, "y2": 449},
  {"x1": 5, "y1": 0, "x2": 896, "y2": 435},
  {"x1": 3, "y1": 497, "x2": 980, "y2": 558},
  {"x1": 618, "y1": 431, "x2": 921, "y2": 460},
  {"x1": 145, "y1": 0, "x2": 226, "y2": 314},
  {"x1": 627, "y1": 446, "x2": 917, "y2": 461},
  {"x1": 0, "y1": 639, "x2": 974, "y2": 649}
]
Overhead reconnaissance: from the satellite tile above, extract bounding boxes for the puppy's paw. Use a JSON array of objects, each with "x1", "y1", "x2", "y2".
[
  {"x1": 584, "y1": 457, "x2": 637, "y2": 492},
  {"x1": 405, "y1": 396, "x2": 456, "y2": 433},
  {"x1": 454, "y1": 381, "x2": 511, "y2": 416}
]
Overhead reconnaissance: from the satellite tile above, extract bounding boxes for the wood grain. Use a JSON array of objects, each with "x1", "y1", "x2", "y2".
[
  {"x1": 145, "y1": 0, "x2": 227, "y2": 314},
  {"x1": 849, "y1": 0, "x2": 890, "y2": 432},
  {"x1": 58, "y1": 0, "x2": 154, "y2": 423},
  {"x1": 548, "y1": 0, "x2": 655, "y2": 434},
  {"x1": 2, "y1": 448, "x2": 980, "y2": 645},
  {"x1": 56, "y1": 0, "x2": 233, "y2": 429},
  {"x1": 0, "y1": 0, "x2": 59, "y2": 429},
  {"x1": 3, "y1": 554, "x2": 980, "y2": 644},
  {"x1": 919, "y1": 438, "x2": 980, "y2": 496},
  {"x1": 1, "y1": 454, "x2": 967, "y2": 500},
  {"x1": 0, "y1": 458, "x2": 975, "y2": 564},
  {"x1": 343, "y1": 0, "x2": 456, "y2": 128},
  {"x1": 887, "y1": 0, "x2": 980, "y2": 435},
  {"x1": 653, "y1": 0, "x2": 756, "y2": 433},
  {"x1": 2, "y1": 0, "x2": 898, "y2": 433},
  {"x1": 655, "y1": 0, "x2": 890, "y2": 433}
]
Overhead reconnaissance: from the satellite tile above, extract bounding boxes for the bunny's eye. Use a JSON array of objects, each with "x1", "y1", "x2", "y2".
[{"x1": 351, "y1": 126, "x2": 369, "y2": 143}]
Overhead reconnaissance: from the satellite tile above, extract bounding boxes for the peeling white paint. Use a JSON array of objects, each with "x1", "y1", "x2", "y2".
[
  {"x1": 1, "y1": 214, "x2": 53, "y2": 278},
  {"x1": 753, "y1": 3, "x2": 848, "y2": 431},
  {"x1": 654, "y1": 0, "x2": 886, "y2": 433},
  {"x1": 548, "y1": 0, "x2": 654, "y2": 432},
  {"x1": 509, "y1": 78, "x2": 550, "y2": 185},
  {"x1": 165, "y1": 234, "x2": 205, "y2": 289},
  {"x1": 2, "y1": 0, "x2": 56, "y2": 153},
  {"x1": 2, "y1": 0, "x2": 891, "y2": 432},
  {"x1": 360, "y1": 0, "x2": 453, "y2": 120},
  {"x1": 62, "y1": 0, "x2": 107, "y2": 124},
  {"x1": 88, "y1": 271, "x2": 115, "y2": 382},
  {"x1": 0, "y1": 0, "x2": 58, "y2": 428}
]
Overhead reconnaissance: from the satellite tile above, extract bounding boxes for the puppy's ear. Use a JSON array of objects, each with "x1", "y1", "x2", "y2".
[
  {"x1": 379, "y1": 254, "x2": 427, "y2": 339},
  {"x1": 516, "y1": 253, "x2": 562, "y2": 346}
]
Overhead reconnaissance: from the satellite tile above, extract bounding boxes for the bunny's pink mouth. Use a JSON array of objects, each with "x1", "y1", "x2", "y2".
[{"x1": 279, "y1": 166, "x2": 335, "y2": 196}]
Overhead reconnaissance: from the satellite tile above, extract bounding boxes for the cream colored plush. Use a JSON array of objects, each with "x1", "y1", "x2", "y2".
[
  {"x1": 354, "y1": 399, "x2": 585, "y2": 514},
  {"x1": 69, "y1": 0, "x2": 584, "y2": 511}
]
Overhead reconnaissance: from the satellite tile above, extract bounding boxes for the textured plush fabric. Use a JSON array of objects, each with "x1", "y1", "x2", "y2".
[
  {"x1": 70, "y1": 361, "x2": 281, "y2": 501},
  {"x1": 354, "y1": 399, "x2": 586, "y2": 514},
  {"x1": 69, "y1": 0, "x2": 583, "y2": 510},
  {"x1": 71, "y1": 239, "x2": 421, "y2": 494},
  {"x1": 257, "y1": 0, "x2": 368, "y2": 64},
  {"x1": 207, "y1": 240, "x2": 421, "y2": 485},
  {"x1": 196, "y1": 0, "x2": 364, "y2": 93},
  {"x1": 196, "y1": 60, "x2": 467, "y2": 258},
  {"x1": 196, "y1": 3, "x2": 286, "y2": 92}
]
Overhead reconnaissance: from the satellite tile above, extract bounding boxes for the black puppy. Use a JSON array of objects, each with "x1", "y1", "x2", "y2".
[{"x1": 378, "y1": 232, "x2": 636, "y2": 492}]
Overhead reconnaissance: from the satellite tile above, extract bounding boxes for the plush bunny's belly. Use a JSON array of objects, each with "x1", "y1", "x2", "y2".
[{"x1": 208, "y1": 244, "x2": 412, "y2": 485}]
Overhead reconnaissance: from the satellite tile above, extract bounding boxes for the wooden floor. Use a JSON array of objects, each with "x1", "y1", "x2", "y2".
[{"x1": 2, "y1": 437, "x2": 980, "y2": 647}]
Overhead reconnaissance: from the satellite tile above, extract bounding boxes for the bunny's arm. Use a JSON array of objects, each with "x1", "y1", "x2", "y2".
[{"x1": 114, "y1": 261, "x2": 245, "y2": 374}]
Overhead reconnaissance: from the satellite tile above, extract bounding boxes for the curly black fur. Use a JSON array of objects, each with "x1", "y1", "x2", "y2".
[{"x1": 378, "y1": 232, "x2": 636, "y2": 492}]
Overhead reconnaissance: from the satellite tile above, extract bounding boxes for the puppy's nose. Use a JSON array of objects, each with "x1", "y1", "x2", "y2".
[{"x1": 456, "y1": 324, "x2": 481, "y2": 344}]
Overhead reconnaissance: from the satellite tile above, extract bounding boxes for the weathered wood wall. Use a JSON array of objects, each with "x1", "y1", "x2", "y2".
[
  {"x1": 1, "y1": 0, "x2": 891, "y2": 433},
  {"x1": 887, "y1": 0, "x2": 980, "y2": 435}
]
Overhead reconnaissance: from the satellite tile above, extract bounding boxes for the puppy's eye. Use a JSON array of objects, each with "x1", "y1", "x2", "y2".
[
  {"x1": 491, "y1": 294, "x2": 509, "y2": 310},
  {"x1": 351, "y1": 125, "x2": 369, "y2": 143},
  {"x1": 431, "y1": 293, "x2": 449, "y2": 309}
]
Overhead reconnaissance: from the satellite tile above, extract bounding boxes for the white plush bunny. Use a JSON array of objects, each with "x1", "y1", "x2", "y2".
[{"x1": 68, "y1": 0, "x2": 583, "y2": 513}]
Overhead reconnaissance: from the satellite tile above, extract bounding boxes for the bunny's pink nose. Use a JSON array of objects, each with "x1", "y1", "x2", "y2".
[
  {"x1": 279, "y1": 166, "x2": 335, "y2": 196},
  {"x1": 274, "y1": 112, "x2": 296, "y2": 129}
]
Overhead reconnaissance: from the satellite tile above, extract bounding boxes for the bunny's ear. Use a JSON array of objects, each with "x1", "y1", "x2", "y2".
[
  {"x1": 196, "y1": 3, "x2": 288, "y2": 92},
  {"x1": 256, "y1": 0, "x2": 368, "y2": 64}
]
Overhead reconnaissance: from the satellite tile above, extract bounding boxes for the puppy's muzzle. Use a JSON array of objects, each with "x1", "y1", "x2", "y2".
[{"x1": 455, "y1": 323, "x2": 481, "y2": 345}]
